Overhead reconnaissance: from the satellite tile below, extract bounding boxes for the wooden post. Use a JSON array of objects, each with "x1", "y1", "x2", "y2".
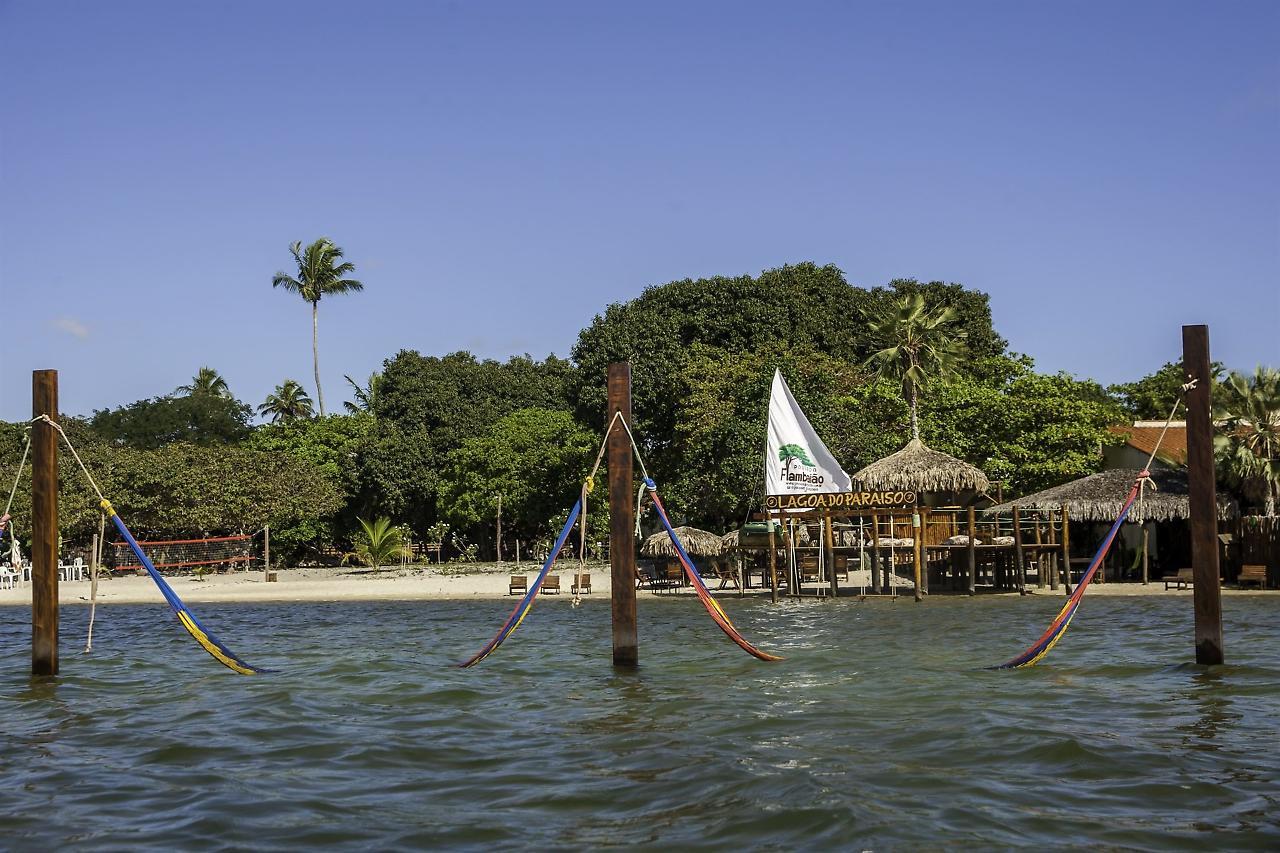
[
  {"x1": 1011, "y1": 505, "x2": 1024, "y2": 595},
  {"x1": 824, "y1": 510, "x2": 838, "y2": 597},
  {"x1": 496, "y1": 494, "x2": 502, "y2": 564},
  {"x1": 766, "y1": 515, "x2": 780, "y2": 604},
  {"x1": 263, "y1": 524, "x2": 271, "y2": 581},
  {"x1": 1183, "y1": 325, "x2": 1224, "y2": 665},
  {"x1": 912, "y1": 509, "x2": 923, "y2": 602},
  {"x1": 32, "y1": 369, "x2": 59, "y2": 676},
  {"x1": 966, "y1": 506, "x2": 977, "y2": 595},
  {"x1": 1141, "y1": 525, "x2": 1149, "y2": 585},
  {"x1": 84, "y1": 532, "x2": 99, "y2": 653},
  {"x1": 1060, "y1": 507, "x2": 1072, "y2": 594},
  {"x1": 607, "y1": 363, "x2": 638, "y2": 667},
  {"x1": 869, "y1": 509, "x2": 882, "y2": 594}
]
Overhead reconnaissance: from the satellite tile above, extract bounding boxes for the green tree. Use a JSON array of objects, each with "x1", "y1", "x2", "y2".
[
  {"x1": 259, "y1": 380, "x2": 315, "y2": 423},
  {"x1": 90, "y1": 394, "x2": 253, "y2": 449},
  {"x1": 437, "y1": 407, "x2": 603, "y2": 553},
  {"x1": 1109, "y1": 359, "x2": 1226, "y2": 419},
  {"x1": 1214, "y1": 365, "x2": 1280, "y2": 516},
  {"x1": 864, "y1": 292, "x2": 969, "y2": 442},
  {"x1": 176, "y1": 366, "x2": 232, "y2": 398},
  {"x1": 272, "y1": 237, "x2": 364, "y2": 416},
  {"x1": 345, "y1": 516, "x2": 411, "y2": 571}
]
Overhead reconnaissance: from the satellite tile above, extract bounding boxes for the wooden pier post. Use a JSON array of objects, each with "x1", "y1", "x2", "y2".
[
  {"x1": 767, "y1": 517, "x2": 779, "y2": 603},
  {"x1": 966, "y1": 506, "x2": 977, "y2": 596},
  {"x1": 1060, "y1": 507, "x2": 1072, "y2": 594},
  {"x1": 32, "y1": 369, "x2": 59, "y2": 676},
  {"x1": 1011, "y1": 505, "x2": 1024, "y2": 594},
  {"x1": 607, "y1": 363, "x2": 638, "y2": 667},
  {"x1": 1183, "y1": 325, "x2": 1224, "y2": 665},
  {"x1": 824, "y1": 510, "x2": 838, "y2": 598},
  {"x1": 912, "y1": 510, "x2": 923, "y2": 602},
  {"x1": 869, "y1": 509, "x2": 882, "y2": 594},
  {"x1": 1141, "y1": 525, "x2": 1149, "y2": 585}
]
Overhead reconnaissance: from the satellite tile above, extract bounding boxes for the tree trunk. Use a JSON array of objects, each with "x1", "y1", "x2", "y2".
[
  {"x1": 909, "y1": 385, "x2": 920, "y2": 441},
  {"x1": 312, "y1": 302, "x2": 325, "y2": 416}
]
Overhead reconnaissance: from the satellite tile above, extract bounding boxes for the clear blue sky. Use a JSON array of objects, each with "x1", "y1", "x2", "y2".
[{"x1": 1, "y1": 0, "x2": 1276, "y2": 422}]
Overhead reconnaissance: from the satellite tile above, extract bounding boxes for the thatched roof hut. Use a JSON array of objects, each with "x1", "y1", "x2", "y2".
[
  {"x1": 642, "y1": 526, "x2": 724, "y2": 558},
  {"x1": 851, "y1": 438, "x2": 990, "y2": 495},
  {"x1": 984, "y1": 468, "x2": 1236, "y2": 523}
]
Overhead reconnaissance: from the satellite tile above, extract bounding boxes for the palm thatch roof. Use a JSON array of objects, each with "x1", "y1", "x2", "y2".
[
  {"x1": 985, "y1": 468, "x2": 1236, "y2": 523},
  {"x1": 642, "y1": 526, "x2": 724, "y2": 558},
  {"x1": 851, "y1": 438, "x2": 990, "y2": 494}
]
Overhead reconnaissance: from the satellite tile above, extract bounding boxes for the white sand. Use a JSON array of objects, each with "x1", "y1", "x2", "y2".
[{"x1": 0, "y1": 561, "x2": 1271, "y2": 607}]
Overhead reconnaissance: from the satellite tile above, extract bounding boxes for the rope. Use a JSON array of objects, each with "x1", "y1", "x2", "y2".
[
  {"x1": 3, "y1": 426, "x2": 32, "y2": 522},
  {"x1": 34, "y1": 414, "x2": 106, "y2": 501},
  {"x1": 85, "y1": 511, "x2": 105, "y2": 653}
]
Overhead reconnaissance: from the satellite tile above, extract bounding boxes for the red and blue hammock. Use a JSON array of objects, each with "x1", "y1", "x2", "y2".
[{"x1": 991, "y1": 478, "x2": 1142, "y2": 669}]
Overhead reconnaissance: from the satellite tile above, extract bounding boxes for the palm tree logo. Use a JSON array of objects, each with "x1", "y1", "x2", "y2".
[{"x1": 779, "y1": 443, "x2": 814, "y2": 479}]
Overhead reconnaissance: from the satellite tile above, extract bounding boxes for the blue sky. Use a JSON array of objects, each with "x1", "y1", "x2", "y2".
[{"x1": 1, "y1": 0, "x2": 1276, "y2": 421}]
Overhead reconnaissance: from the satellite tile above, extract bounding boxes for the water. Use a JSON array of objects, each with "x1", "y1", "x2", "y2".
[{"x1": 2, "y1": 595, "x2": 1278, "y2": 851}]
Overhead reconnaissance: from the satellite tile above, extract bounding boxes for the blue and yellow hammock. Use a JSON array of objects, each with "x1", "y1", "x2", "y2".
[
  {"x1": 460, "y1": 477, "x2": 781, "y2": 666},
  {"x1": 101, "y1": 499, "x2": 266, "y2": 675},
  {"x1": 991, "y1": 479, "x2": 1141, "y2": 669}
]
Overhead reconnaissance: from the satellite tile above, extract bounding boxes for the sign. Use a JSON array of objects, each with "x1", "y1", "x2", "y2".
[
  {"x1": 765, "y1": 491, "x2": 918, "y2": 511},
  {"x1": 765, "y1": 369, "x2": 852, "y2": 495}
]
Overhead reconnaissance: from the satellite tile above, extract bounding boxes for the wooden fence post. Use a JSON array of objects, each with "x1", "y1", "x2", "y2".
[
  {"x1": 1183, "y1": 325, "x2": 1224, "y2": 665},
  {"x1": 32, "y1": 370, "x2": 59, "y2": 676},
  {"x1": 607, "y1": 363, "x2": 638, "y2": 667}
]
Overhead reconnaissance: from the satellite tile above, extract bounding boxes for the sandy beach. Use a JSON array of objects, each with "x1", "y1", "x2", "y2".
[{"x1": 0, "y1": 561, "x2": 1271, "y2": 606}]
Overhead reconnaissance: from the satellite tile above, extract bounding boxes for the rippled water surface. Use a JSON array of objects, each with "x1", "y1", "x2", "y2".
[{"x1": 2, "y1": 594, "x2": 1279, "y2": 850}]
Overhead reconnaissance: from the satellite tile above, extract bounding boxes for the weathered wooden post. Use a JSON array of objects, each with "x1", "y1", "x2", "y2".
[
  {"x1": 32, "y1": 369, "x2": 59, "y2": 676},
  {"x1": 1011, "y1": 505, "x2": 1024, "y2": 594},
  {"x1": 1183, "y1": 325, "x2": 1224, "y2": 665},
  {"x1": 966, "y1": 506, "x2": 977, "y2": 595},
  {"x1": 1060, "y1": 507, "x2": 1072, "y2": 594},
  {"x1": 607, "y1": 363, "x2": 638, "y2": 667},
  {"x1": 912, "y1": 509, "x2": 923, "y2": 602},
  {"x1": 869, "y1": 509, "x2": 882, "y2": 594},
  {"x1": 263, "y1": 524, "x2": 271, "y2": 581},
  {"x1": 495, "y1": 493, "x2": 502, "y2": 564},
  {"x1": 1141, "y1": 525, "x2": 1150, "y2": 585},
  {"x1": 766, "y1": 516, "x2": 780, "y2": 604},
  {"x1": 824, "y1": 509, "x2": 838, "y2": 598}
]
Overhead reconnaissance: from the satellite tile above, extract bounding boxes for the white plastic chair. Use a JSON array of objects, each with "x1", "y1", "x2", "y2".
[{"x1": 0, "y1": 564, "x2": 15, "y2": 590}]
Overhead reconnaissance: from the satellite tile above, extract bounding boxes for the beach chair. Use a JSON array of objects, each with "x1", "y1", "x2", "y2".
[
  {"x1": 571, "y1": 572, "x2": 592, "y2": 594},
  {"x1": 1238, "y1": 564, "x2": 1267, "y2": 589},
  {"x1": 0, "y1": 564, "x2": 15, "y2": 590},
  {"x1": 1162, "y1": 568, "x2": 1194, "y2": 590},
  {"x1": 797, "y1": 554, "x2": 822, "y2": 585},
  {"x1": 509, "y1": 575, "x2": 527, "y2": 595},
  {"x1": 542, "y1": 574, "x2": 561, "y2": 594}
]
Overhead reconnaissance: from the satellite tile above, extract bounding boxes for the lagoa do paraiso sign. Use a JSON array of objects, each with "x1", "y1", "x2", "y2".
[{"x1": 765, "y1": 491, "x2": 918, "y2": 511}]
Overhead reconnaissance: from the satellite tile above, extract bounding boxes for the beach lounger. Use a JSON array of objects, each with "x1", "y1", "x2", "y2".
[
  {"x1": 542, "y1": 574, "x2": 561, "y2": 594},
  {"x1": 1163, "y1": 568, "x2": 1194, "y2": 590},
  {"x1": 571, "y1": 572, "x2": 591, "y2": 594},
  {"x1": 1238, "y1": 564, "x2": 1267, "y2": 589},
  {"x1": 509, "y1": 575, "x2": 527, "y2": 595}
]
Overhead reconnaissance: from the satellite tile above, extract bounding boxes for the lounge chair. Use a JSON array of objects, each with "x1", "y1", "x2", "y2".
[
  {"x1": 509, "y1": 575, "x2": 527, "y2": 595},
  {"x1": 571, "y1": 572, "x2": 591, "y2": 594},
  {"x1": 1238, "y1": 564, "x2": 1268, "y2": 589},
  {"x1": 1163, "y1": 568, "x2": 1194, "y2": 590},
  {"x1": 542, "y1": 574, "x2": 561, "y2": 594}
]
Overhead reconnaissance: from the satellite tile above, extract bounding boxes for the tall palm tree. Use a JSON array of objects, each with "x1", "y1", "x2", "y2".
[
  {"x1": 176, "y1": 366, "x2": 231, "y2": 398},
  {"x1": 272, "y1": 238, "x2": 364, "y2": 416},
  {"x1": 1214, "y1": 365, "x2": 1279, "y2": 516},
  {"x1": 343, "y1": 372, "x2": 383, "y2": 414},
  {"x1": 258, "y1": 379, "x2": 315, "y2": 423},
  {"x1": 863, "y1": 293, "x2": 968, "y2": 441}
]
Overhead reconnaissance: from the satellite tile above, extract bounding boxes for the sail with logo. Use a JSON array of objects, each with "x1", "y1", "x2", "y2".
[{"x1": 765, "y1": 369, "x2": 852, "y2": 497}]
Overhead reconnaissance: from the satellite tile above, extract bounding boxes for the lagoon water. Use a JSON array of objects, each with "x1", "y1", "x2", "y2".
[{"x1": 2, "y1": 594, "x2": 1278, "y2": 850}]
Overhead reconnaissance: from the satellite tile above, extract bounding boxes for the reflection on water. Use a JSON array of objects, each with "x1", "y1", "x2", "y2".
[{"x1": 1, "y1": 596, "x2": 1278, "y2": 850}]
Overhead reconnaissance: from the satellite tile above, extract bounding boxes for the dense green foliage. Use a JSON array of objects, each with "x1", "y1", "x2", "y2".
[
  {"x1": 4, "y1": 260, "x2": 1267, "y2": 562},
  {"x1": 1214, "y1": 366, "x2": 1280, "y2": 516}
]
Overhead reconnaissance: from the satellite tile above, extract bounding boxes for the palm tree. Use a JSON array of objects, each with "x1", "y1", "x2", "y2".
[
  {"x1": 1214, "y1": 365, "x2": 1279, "y2": 516},
  {"x1": 343, "y1": 372, "x2": 383, "y2": 414},
  {"x1": 272, "y1": 238, "x2": 364, "y2": 416},
  {"x1": 258, "y1": 379, "x2": 315, "y2": 423},
  {"x1": 176, "y1": 366, "x2": 231, "y2": 398},
  {"x1": 344, "y1": 516, "x2": 411, "y2": 572},
  {"x1": 864, "y1": 293, "x2": 968, "y2": 441}
]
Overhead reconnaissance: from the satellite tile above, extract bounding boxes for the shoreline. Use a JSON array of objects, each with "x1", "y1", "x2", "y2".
[{"x1": 1, "y1": 562, "x2": 1273, "y2": 606}]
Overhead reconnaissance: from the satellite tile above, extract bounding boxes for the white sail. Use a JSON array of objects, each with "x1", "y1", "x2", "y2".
[{"x1": 765, "y1": 369, "x2": 852, "y2": 496}]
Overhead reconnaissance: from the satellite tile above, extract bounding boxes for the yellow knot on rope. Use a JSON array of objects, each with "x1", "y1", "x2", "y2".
[
  {"x1": 99, "y1": 499, "x2": 117, "y2": 517},
  {"x1": 583, "y1": 478, "x2": 595, "y2": 495}
]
